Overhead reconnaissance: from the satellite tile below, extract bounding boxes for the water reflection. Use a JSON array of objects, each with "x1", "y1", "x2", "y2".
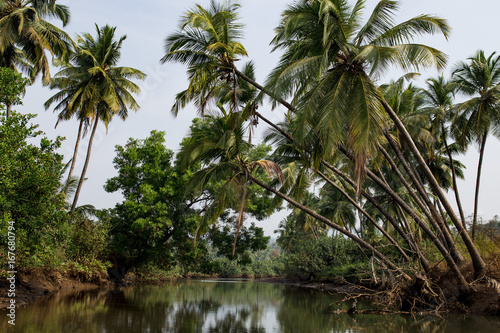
[{"x1": 1, "y1": 279, "x2": 499, "y2": 332}]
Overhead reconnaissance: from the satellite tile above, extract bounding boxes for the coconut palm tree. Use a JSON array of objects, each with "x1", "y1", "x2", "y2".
[
  {"x1": 451, "y1": 50, "x2": 500, "y2": 240},
  {"x1": 178, "y1": 106, "x2": 281, "y2": 256},
  {"x1": 421, "y1": 75, "x2": 468, "y2": 227},
  {"x1": 0, "y1": 0, "x2": 72, "y2": 88},
  {"x1": 161, "y1": 0, "x2": 248, "y2": 114},
  {"x1": 45, "y1": 25, "x2": 145, "y2": 214},
  {"x1": 163, "y1": 0, "x2": 486, "y2": 282},
  {"x1": 263, "y1": 0, "x2": 491, "y2": 280},
  {"x1": 45, "y1": 60, "x2": 92, "y2": 190},
  {"x1": 180, "y1": 106, "x2": 410, "y2": 279}
]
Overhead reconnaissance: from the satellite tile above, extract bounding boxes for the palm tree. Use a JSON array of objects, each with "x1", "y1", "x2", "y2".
[
  {"x1": 178, "y1": 107, "x2": 281, "y2": 256},
  {"x1": 163, "y1": 0, "x2": 484, "y2": 282},
  {"x1": 263, "y1": 0, "x2": 490, "y2": 280},
  {"x1": 451, "y1": 50, "x2": 500, "y2": 240},
  {"x1": 45, "y1": 60, "x2": 90, "y2": 190},
  {"x1": 161, "y1": 0, "x2": 248, "y2": 114},
  {"x1": 180, "y1": 106, "x2": 410, "y2": 279},
  {"x1": 0, "y1": 0, "x2": 72, "y2": 89},
  {"x1": 422, "y1": 75, "x2": 467, "y2": 227},
  {"x1": 46, "y1": 25, "x2": 145, "y2": 213}
]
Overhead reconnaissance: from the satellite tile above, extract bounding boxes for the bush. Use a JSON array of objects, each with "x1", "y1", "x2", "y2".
[
  {"x1": 0, "y1": 112, "x2": 68, "y2": 268},
  {"x1": 281, "y1": 235, "x2": 372, "y2": 283},
  {"x1": 211, "y1": 257, "x2": 243, "y2": 277}
]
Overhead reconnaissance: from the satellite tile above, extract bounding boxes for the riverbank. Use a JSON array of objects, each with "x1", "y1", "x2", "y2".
[
  {"x1": 2, "y1": 268, "x2": 500, "y2": 315},
  {"x1": 255, "y1": 275, "x2": 500, "y2": 316},
  {"x1": 0, "y1": 268, "x2": 110, "y2": 309}
]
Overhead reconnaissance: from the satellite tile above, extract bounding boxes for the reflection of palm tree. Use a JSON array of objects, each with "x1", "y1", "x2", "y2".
[
  {"x1": 452, "y1": 51, "x2": 500, "y2": 240},
  {"x1": 47, "y1": 25, "x2": 145, "y2": 213}
]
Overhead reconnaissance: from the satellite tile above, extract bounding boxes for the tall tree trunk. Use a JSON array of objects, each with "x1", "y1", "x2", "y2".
[
  {"x1": 65, "y1": 118, "x2": 84, "y2": 193},
  {"x1": 441, "y1": 123, "x2": 466, "y2": 228},
  {"x1": 70, "y1": 115, "x2": 99, "y2": 214},
  {"x1": 233, "y1": 179, "x2": 247, "y2": 257},
  {"x1": 472, "y1": 131, "x2": 488, "y2": 241},
  {"x1": 381, "y1": 100, "x2": 486, "y2": 279},
  {"x1": 378, "y1": 143, "x2": 445, "y2": 243},
  {"x1": 395, "y1": 204, "x2": 431, "y2": 274},
  {"x1": 249, "y1": 174, "x2": 412, "y2": 282}
]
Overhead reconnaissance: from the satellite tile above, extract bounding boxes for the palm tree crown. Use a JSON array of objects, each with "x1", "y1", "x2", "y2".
[
  {"x1": 46, "y1": 24, "x2": 146, "y2": 213},
  {"x1": 0, "y1": 0, "x2": 72, "y2": 84},
  {"x1": 265, "y1": 0, "x2": 450, "y2": 187},
  {"x1": 161, "y1": 0, "x2": 247, "y2": 116},
  {"x1": 451, "y1": 50, "x2": 500, "y2": 239}
]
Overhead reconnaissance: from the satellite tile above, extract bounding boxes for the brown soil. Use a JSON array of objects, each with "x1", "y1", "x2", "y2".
[{"x1": 0, "y1": 268, "x2": 110, "y2": 309}]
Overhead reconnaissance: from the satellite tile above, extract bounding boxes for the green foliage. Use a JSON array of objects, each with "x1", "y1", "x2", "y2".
[
  {"x1": 209, "y1": 220, "x2": 269, "y2": 264},
  {"x1": 67, "y1": 214, "x2": 110, "y2": 265},
  {"x1": 104, "y1": 130, "x2": 202, "y2": 270},
  {"x1": 0, "y1": 68, "x2": 29, "y2": 109},
  {"x1": 281, "y1": 235, "x2": 371, "y2": 283},
  {"x1": 0, "y1": 111, "x2": 68, "y2": 266},
  {"x1": 0, "y1": 0, "x2": 72, "y2": 84},
  {"x1": 210, "y1": 257, "x2": 243, "y2": 277}
]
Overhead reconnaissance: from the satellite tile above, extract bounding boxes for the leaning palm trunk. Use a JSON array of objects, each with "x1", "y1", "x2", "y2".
[
  {"x1": 242, "y1": 75, "x2": 467, "y2": 283},
  {"x1": 70, "y1": 115, "x2": 99, "y2": 214},
  {"x1": 441, "y1": 124, "x2": 467, "y2": 228},
  {"x1": 65, "y1": 118, "x2": 84, "y2": 193},
  {"x1": 377, "y1": 143, "x2": 448, "y2": 246},
  {"x1": 380, "y1": 136, "x2": 464, "y2": 264},
  {"x1": 233, "y1": 67, "x2": 294, "y2": 112},
  {"x1": 323, "y1": 161, "x2": 432, "y2": 274},
  {"x1": 472, "y1": 131, "x2": 488, "y2": 241},
  {"x1": 331, "y1": 147, "x2": 468, "y2": 285},
  {"x1": 381, "y1": 100, "x2": 486, "y2": 278},
  {"x1": 249, "y1": 174, "x2": 412, "y2": 282},
  {"x1": 317, "y1": 170, "x2": 411, "y2": 262}
]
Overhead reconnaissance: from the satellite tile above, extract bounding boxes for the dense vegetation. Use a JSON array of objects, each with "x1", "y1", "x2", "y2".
[{"x1": 1, "y1": 0, "x2": 500, "y2": 312}]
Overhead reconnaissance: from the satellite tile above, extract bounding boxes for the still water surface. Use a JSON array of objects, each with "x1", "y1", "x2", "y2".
[{"x1": 1, "y1": 279, "x2": 499, "y2": 332}]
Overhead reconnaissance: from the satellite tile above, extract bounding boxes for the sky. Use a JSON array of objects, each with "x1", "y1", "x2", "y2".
[{"x1": 15, "y1": 0, "x2": 500, "y2": 236}]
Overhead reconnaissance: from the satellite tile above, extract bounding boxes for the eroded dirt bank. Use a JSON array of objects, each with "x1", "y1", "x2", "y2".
[{"x1": 0, "y1": 268, "x2": 109, "y2": 309}]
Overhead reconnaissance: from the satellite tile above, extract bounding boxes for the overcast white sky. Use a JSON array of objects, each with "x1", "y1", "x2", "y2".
[{"x1": 16, "y1": 0, "x2": 500, "y2": 235}]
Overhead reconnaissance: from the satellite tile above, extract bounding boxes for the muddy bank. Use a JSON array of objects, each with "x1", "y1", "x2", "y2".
[{"x1": 0, "y1": 268, "x2": 110, "y2": 309}]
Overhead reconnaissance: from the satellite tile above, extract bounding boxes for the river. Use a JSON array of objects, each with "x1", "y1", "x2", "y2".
[{"x1": 1, "y1": 279, "x2": 499, "y2": 332}]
